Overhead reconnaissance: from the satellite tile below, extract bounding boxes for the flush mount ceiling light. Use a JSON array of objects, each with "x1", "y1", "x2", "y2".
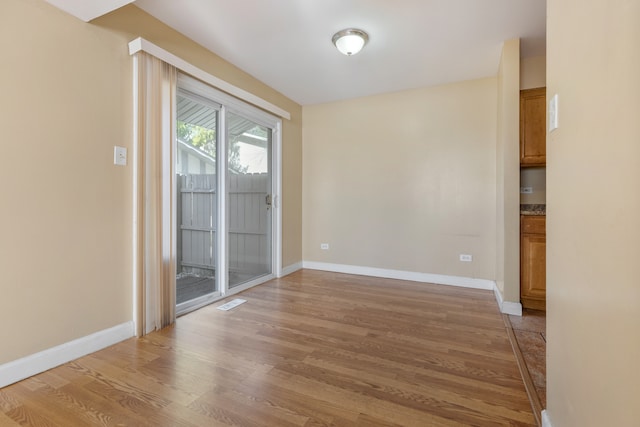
[{"x1": 332, "y1": 28, "x2": 369, "y2": 56}]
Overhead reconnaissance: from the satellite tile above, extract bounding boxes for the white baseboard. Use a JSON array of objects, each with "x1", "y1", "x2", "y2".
[
  {"x1": 502, "y1": 301, "x2": 523, "y2": 316},
  {"x1": 280, "y1": 261, "x2": 303, "y2": 277},
  {"x1": 302, "y1": 261, "x2": 495, "y2": 290},
  {"x1": 541, "y1": 410, "x2": 553, "y2": 427},
  {"x1": 0, "y1": 321, "x2": 134, "y2": 388},
  {"x1": 493, "y1": 285, "x2": 523, "y2": 315},
  {"x1": 302, "y1": 261, "x2": 524, "y2": 316}
]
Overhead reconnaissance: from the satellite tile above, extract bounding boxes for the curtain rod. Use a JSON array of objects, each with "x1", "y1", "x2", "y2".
[{"x1": 128, "y1": 37, "x2": 291, "y2": 120}]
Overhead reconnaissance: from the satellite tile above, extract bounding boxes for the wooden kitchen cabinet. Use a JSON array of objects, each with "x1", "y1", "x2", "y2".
[
  {"x1": 521, "y1": 215, "x2": 546, "y2": 310},
  {"x1": 520, "y1": 87, "x2": 546, "y2": 166}
]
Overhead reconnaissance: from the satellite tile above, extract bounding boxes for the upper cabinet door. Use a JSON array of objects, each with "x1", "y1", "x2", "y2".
[{"x1": 520, "y1": 87, "x2": 546, "y2": 167}]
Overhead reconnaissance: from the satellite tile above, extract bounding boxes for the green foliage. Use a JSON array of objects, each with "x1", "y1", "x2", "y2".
[{"x1": 177, "y1": 121, "x2": 247, "y2": 173}]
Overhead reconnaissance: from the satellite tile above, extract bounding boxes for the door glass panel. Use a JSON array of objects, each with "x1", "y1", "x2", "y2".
[
  {"x1": 176, "y1": 92, "x2": 218, "y2": 304},
  {"x1": 227, "y1": 112, "x2": 272, "y2": 288}
]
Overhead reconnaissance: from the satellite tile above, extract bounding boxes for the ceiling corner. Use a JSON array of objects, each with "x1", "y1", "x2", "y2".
[{"x1": 44, "y1": 0, "x2": 135, "y2": 22}]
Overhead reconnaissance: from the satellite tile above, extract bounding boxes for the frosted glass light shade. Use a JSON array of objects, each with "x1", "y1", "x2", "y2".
[{"x1": 332, "y1": 29, "x2": 369, "y2": 56}]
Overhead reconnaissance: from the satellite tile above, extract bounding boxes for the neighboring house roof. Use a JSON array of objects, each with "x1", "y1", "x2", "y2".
[
  {"x1": 178, "y1": 138, "x2": 215, "y2": 165},
  {"x1": 178, "y1": 137, "x2": 268, "y2": 174}
]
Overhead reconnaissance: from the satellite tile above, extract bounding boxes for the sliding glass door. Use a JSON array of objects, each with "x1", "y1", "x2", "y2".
[
  {"x1": 175, "y1": 74, "x2": 278, "y2": 314},
  {"x1": 227, "y1": 112, "x2": 272, "y2": 288},
  {"x1": 175, "y1": 91, "x2": 221, "y2": 310}
]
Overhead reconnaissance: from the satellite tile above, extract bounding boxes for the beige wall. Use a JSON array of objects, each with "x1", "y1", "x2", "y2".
[
  {"x1": 495, "y1": 39, "x2": 521, "y2": 302},
  {"x1": 546, "y1": 0, "x2": 640, "y2": 425},
  {"x1": 520, "y1": 55, "x2": 546, "y2": 90},
  {"x1": 0, "y1": 0, "x2": 302, "y2": 365},
  {"x1": 303, "y1": 78, "x2": 497, "y2": 279}
]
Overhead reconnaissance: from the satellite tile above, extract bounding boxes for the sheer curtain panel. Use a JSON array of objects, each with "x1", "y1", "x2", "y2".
[{"x1": 133, "y1": 52, "x2": 177, "y2": 336}]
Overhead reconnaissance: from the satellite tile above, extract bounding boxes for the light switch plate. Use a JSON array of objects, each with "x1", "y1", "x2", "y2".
[{"x1": 114, "y1": 146, "x2": 127, "y2": 166}]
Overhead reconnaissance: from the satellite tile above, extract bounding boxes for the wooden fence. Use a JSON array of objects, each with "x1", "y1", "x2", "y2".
[{"x1": 177, "y1": 173, "x2": 270, "y2": 283}]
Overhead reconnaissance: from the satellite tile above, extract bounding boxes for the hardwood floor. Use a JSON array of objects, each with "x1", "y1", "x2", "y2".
[{"x1": 0, "y1": 270, "x2": 535, "y2": 426}]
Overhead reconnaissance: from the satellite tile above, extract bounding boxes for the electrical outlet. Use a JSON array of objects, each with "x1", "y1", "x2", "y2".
[
  {"x1": 320, "y1": 243, "x2": 329, "y2": 250},
  {"x1": 459, "y1": 254, "x2": 473, "y2": 262},
  {"x1": 520, "y1": 187, "x2": 533, "y2": 194}
]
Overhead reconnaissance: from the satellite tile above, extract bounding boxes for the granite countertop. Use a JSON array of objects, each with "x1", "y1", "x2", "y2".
[{"x1": 521, "y1": 204, "x2": 546, "y2": 216}]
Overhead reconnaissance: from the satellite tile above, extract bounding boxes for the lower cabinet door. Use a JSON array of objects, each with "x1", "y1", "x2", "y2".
[{"x1": 521, "y1": 232, "x2": 546, "y2": 310}]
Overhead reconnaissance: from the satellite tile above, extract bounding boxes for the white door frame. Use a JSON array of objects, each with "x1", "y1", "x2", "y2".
[{"x1": 175, "y1": 74, "x2": 282, "y2": 314}]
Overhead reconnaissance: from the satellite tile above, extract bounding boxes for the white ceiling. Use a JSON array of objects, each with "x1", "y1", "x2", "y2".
[{"x1": 48, "y1": 0, "x2": 546, "y2": 106}]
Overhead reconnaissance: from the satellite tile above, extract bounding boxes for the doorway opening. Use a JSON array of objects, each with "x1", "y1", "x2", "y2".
[{"x1": 175, "y1": 74, "x2": 280, "y2": 315}]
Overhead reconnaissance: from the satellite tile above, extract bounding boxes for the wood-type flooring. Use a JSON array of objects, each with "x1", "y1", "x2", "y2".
[{"x1": 0, "y1": 270, "x2": 535, "y2": 426}]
